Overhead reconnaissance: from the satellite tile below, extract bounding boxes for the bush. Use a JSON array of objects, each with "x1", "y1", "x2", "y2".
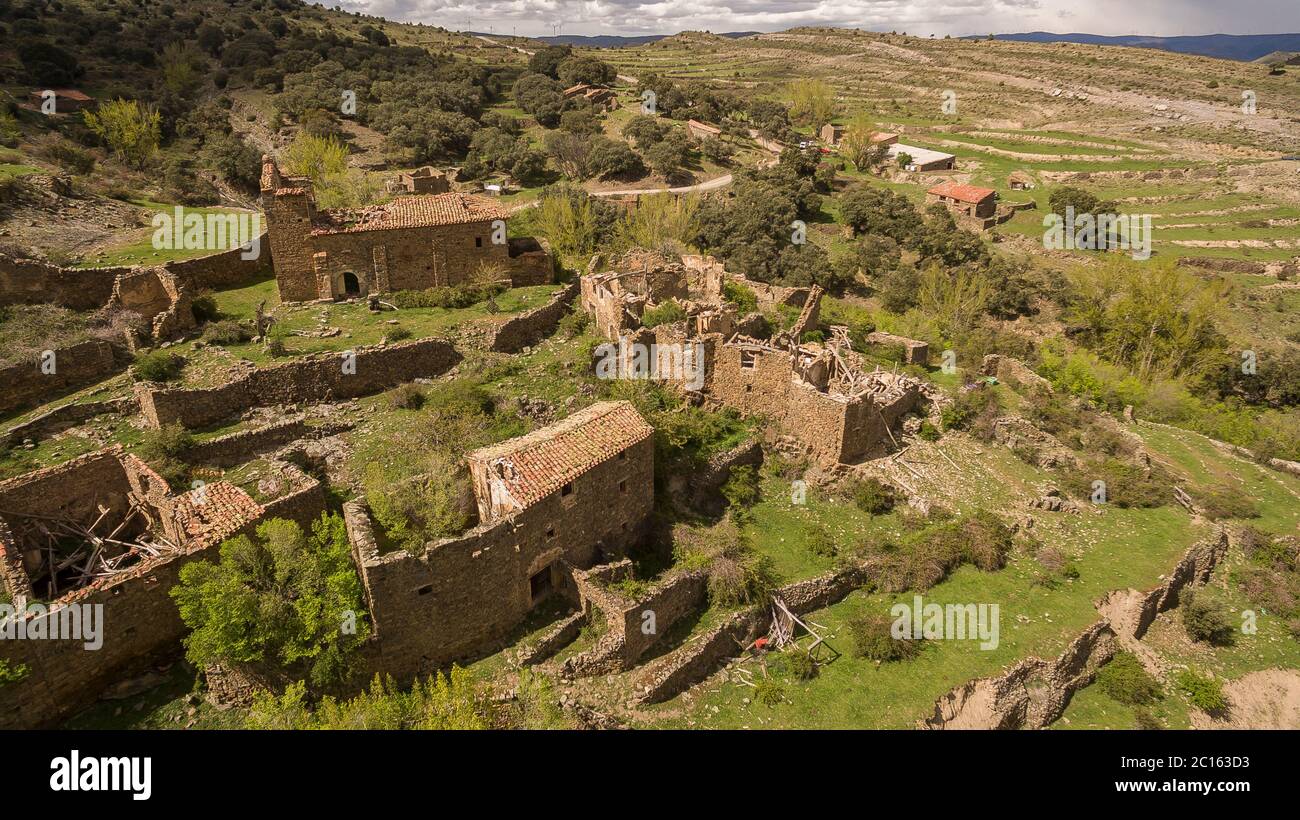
[
  {"x1": 640, "y1": 300, "x2": 687, "y2": 329},
  {"x1": 940, "y1": 386, "x2": 1000, "y2": 440},
  {"x1": 383, "y1": 325, "x2": 412, "y2": 344},
  {"x1": 917, "y1": 420, "x2": 941, "y2": 441},
  {"x1": 131, "y1": 350, "x2": 185, "y2": 382},
  {"x1": 392, "y1": 282, "x2": 507, "y2": 309},
  {"x1": 558, "y1": 309, "x2": 590, "y2": 339},
  {"x1": 707, "y1": 549, "x2": 777, "y2": 609},
  {"x1": 850, "y1": 477, "x2": 898, "y2": 515},
  {"x1": 1175, "y1": 669, "x2": 1228, "y2": 716},
  {"x1": 1097, "y1": 652, "x2": 1162, "y2": 705},
  {"x1": 386, "y1": 383, "x2": 425, "y2": 411},
  {"x1": 720, "y1": 465, "x2": 761, "y2": 516},
  {"x1": 753, "y1": 675, "x2": 785, "y2": 706},
  {"x1": 722, "y1": 281, "x2": 758, "y2": 314},
  {"x1": 1197, "y1": 484, "x2": 1260, "y2": 521},
  {"x1": 848, "y1": 612, "x2": 922, "y2": 662},
  {"x1": 201, "y1": 320, "x2": 251, "y2": 346},
  {"x1": 1180, "y1": 589, "x2": 1236, "y2": 646},
  {"x1": 805, "y1": 524, "x2": 837, "y2": 558},
  {"x1": 191, "y1": 293, "x2": 221, "y2": 324},
  {"x1": 780, "y1": 650, "x2": 818, "y2": 681},
  {"x1": 135, "y1": 424, "x2": 194, "y2": 489}
]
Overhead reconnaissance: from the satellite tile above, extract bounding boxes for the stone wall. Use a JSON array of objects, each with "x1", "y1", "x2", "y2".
[
  {"x1": 345, "y1": 430, "x2": 654, "y2": 681},
  {"x1": 633, "y1": 564, "x2": 870, "y2": 704},
  {"x1": 108, "y1": 266, "x2": 196, "y2": 343},
  {"x1": 0, "y1": 254, "x2": 126, "y2": 310},
  {"x1": 161, "y1": 235, "x2": 272, "y2": 292},
  {"x1": 924, "y1": 528, "x2": 1229, "y2": 729},
  {"x1": 0, "y1": 339, "x2": 121, "y2": 416},
  {"x1": 867, "y1": 331, "x2": 930, "y2": 366},
  {"x1": 2, "y1": 397, "x2": 136, "y2": 452},
  {"x1": 506, "y1": 237, "x2": 554, "y2": 287},
  {"x1": 0, "y1": 241, "x2": 270, "y2": 313},
  {"x1": 135, "y1": 337, "x2": 460, "y2": 429},
  {"x1": 0, "y1": 449, "x2": 278, "y2": 729},
  {"x1": 487, "y1": 280, "x2": 578, "y2": 353}
]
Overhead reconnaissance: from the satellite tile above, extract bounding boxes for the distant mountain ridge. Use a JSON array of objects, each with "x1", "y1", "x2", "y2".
[
  {"x1": 975, "y1": 32, "x2": 1300, "y2": 62},
  {"x1": 475, "y1": 32, "x2": 759, "y2": 48}
]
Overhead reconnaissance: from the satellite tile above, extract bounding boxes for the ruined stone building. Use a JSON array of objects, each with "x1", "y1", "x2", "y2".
[
  {"x1": 0, "y1": 447, "x2": 324, "y2": 728},
  {"x1": 578, "y1": 252, "x2": 927, "y2": 468},
  {"x1": 260, "y1": 156, "x2": 551, "y2": 302},
  {"x1": 387, "y1": 166, "x2": 451, "y2": 195},
  {"x1": 348, "y1": 400, "x2": 655, "y2": 678},
  {"x1": 562, "y1": 83, "x2": 619, "y2": 111}
]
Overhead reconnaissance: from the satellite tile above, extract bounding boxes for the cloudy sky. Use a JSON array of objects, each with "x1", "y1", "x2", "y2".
[{"x1": 338, "y1": 0, "x2": 1300, "y2": 38}]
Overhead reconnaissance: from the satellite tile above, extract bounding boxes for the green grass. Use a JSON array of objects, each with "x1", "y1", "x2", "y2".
[
  {"x1": 644, "y1": 503, "x2": 1203, "y2": 729},
  {"x1": 71, "y1": 201, "x2": 262, "y2": 268}
]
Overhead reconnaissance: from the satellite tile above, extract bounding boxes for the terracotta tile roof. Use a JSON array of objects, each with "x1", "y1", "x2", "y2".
[
  {"x1": 468, "y1": 401, "x2": 652, "y2": 510},
  {"x1": 311, "y1": 193, "x2": 510, "y2": 235},
  {"x1": 32, "y1": 88, "x2": 92, "y2": 101},
  {"x1": 927, "y1": 182, "x2": 996, "y2": 204},
  {"x1": 871, "y1": 132, "x2": 898, "y2": 142},
  {"x1": 687, "y1": 119, "x2": 721, "y2": 135},
  {"x1": 172, "y1": 481, "x2": 264, "y2": 549},
  {"x1": 564, "y1": 83, "x2": 591, "y2": 96}
]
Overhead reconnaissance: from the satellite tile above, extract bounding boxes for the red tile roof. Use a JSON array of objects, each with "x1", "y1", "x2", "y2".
[
  {"x1": 172, "y1": 481, "x2": 264, "y2": 549},
  {"x1": 927, "y1": 182, "x2": 996, "y2": 204},
  {"x1": 311, "y1": 193, "x2": 510, "y2": 235},
  {"x1": 468, "y1": 401, "x2": 652, "y2": 510}
]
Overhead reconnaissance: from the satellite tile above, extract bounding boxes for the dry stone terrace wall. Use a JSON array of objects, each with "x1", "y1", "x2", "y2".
[
  {"x1": 0, "y1": 255, "x2": 126, "y2": 309},
  {"x1": 0, "y1": 339, "x2": 122, "y2": 415},
  {"x1": 135, "y1": 337, "x2": 460, "y2": 429},
  {"x1": 0, "y1": 237, "x2": 270, "y2": 311},
  {"x1": 633, "y1": 564, "x2": 871, "y2": 704},
  {"x1": 2, "y1": 396, "x2": 138, "y2": 447},
  {"x1": 344, "y1": 431, "x2": 654, "y2": 681},
  {"x1": 924, "y1": 528, "x2": 1229, "y2": 730},
  {"x1": 486, "y1": 280, "x2": 578, "y2": 353}
]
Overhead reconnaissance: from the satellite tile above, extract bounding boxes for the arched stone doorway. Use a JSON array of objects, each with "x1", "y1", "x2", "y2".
[{"x1": 342, "y1": 271, "x2": 360, "y2": 296}]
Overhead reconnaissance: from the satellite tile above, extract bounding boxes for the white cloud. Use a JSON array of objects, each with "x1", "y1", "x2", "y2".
[{"x1": 339, "y1": 0, "x2": 1300, "y2": 37}]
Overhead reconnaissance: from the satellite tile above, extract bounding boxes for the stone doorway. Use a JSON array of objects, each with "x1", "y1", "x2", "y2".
[{"x1": 342, "y1": 271, "x2": 361, "y2": 296}]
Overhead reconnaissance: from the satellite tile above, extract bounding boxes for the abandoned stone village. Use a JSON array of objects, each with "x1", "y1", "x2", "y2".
[{"x1": 0, "y1": 142, "x2": 1275, "y2": 730}]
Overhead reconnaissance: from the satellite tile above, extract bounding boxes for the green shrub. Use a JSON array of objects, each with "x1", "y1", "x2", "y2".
[
  {"x1": 391, "y1": 282, "x2": 506, "y2": 309},
  {"x1": 708, "y1": 550, "x2": 777, "y2": 609},
  {"x1": 386, "y1": 383, "x2": 425, "y2": 411},
  {"x1": 1175, "y1": 669, "x2": 1228, "y2": 716},
  {"x1": 753, "y1": 675, "x2": 785, "y2": 706},
  {"x1": 1180, "y1": 589, "x2": 1236, "y2": 646},
  {"x1": 171, "y1": 514, "x2": 369, "y2": 689},
  {"x1": 191, "y1": 293, "x2": 221, "y2": 323},
  {"x1": 131, "y1": 350, "x2": 185, "y2": 382},
  {"x1": 805, "y1": 524, "x2": 837, "y2": 558},
  {"x1": 848, "y1": 612, "x2": 922, "y2": 662},
  {"x1": 940, "y1": 386, "x2": 1000, "y2": 440},
  {"x1": 640, "y1": 299, "x2": 687, "y2": 329},
  {"x1": 780, "y1": 650, "x2": 818, "y2": 681},
  {"x1": 557, "y1": 308, "x2": 590, "y2": 339},
  {"x1": 1062, "y1": 457, "x2": 1171, "y2": 508},
  {"x1": 201, "y1": 319, "x2": 250, "y2": 346},
  {"x1": 850, "y1": 477, "x2": 898, "y2": 515},
  {"x1": 135, "y1": 424, "x2": 195, "y2": 489},
  {"x1": 0, "y1": 659, "x2": 29, "y2": 688},
  {"x1": 1197, "y1": 484, "x2": 1260, "y2": 521},
  {"x1": 720, "y1": 465, "x2": 760, "y2": 516},
  {"x1": 1097, "y1": 652, "x2": 1162, "y2": 705},
  {"x1": 382, "y1": 325, "x2": 412, "y2": 344},
  {"x1": 722, "y1": 280, "x2": 758, "y2": 314},
  {"x1": 917, "y1": 420, "x2": 940, "y2": 441}
]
